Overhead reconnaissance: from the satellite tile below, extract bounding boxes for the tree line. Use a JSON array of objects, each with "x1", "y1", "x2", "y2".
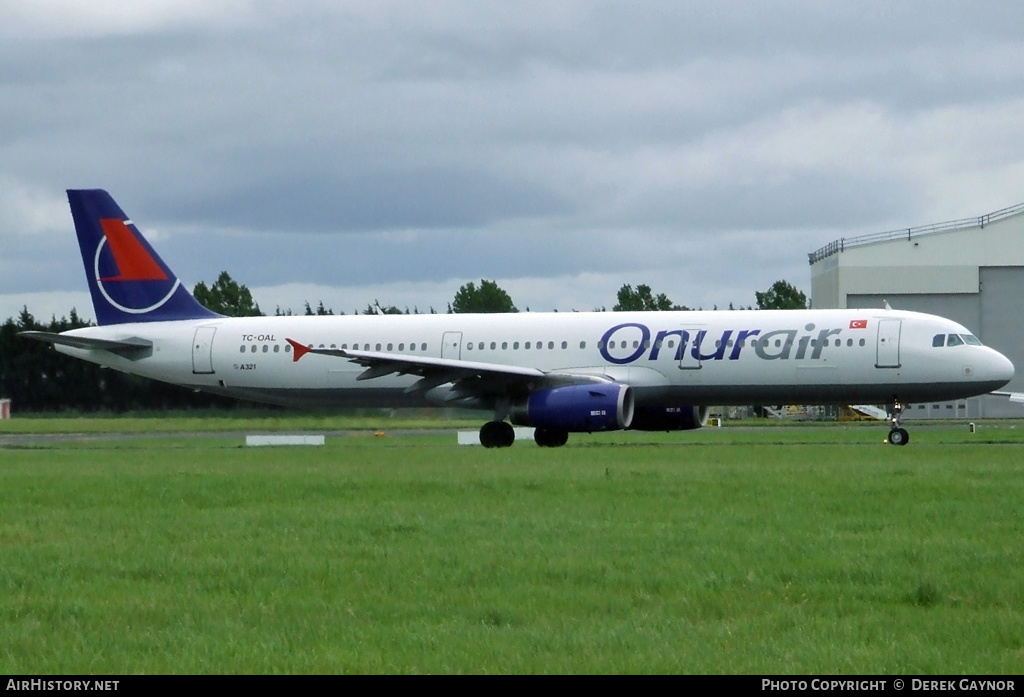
[
  {"x1": 0, "y1": 274, "x2": 806, "y2": 413},
  {"x1": 191, "y1": 272, "x2": 807, "y2": 316}
]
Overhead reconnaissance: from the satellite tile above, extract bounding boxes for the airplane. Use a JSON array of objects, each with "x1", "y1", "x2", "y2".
[{"x1": 20, "y1": 189, "x2": 1016, "y2": 447}]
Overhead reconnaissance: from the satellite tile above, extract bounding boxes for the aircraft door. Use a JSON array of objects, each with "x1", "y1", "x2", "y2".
[
  {"x1": 441, "y1": 331, "x2": 463, "y2": 359},
  {"x1": 192, "y1": 326, "x2": 216, "y2": 374},
  {"x1": 677, "y1": 327, "x2": 705, "y2": 371},
  {"x1": 875, "y1": 319, "x2": 901, "y2": 368}
]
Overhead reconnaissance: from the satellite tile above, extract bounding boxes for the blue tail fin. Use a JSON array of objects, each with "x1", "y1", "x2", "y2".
[{"x1": 67, "y1": 189, "x2": 221, "y2": 325}]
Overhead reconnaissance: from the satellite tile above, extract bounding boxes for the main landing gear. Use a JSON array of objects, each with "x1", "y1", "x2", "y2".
[
  {"x1": 887, "y1": 401, "x2": 910, "y2": 446},
  {"x1": 478, "y1": 421, "x2": 570, "y2": 448},
  {"x1": 533, "y1": 426, "x2": 569, "y2": 448},
  {"x1": 479, "y1": 420, "x2": 515, "y2": 448}
]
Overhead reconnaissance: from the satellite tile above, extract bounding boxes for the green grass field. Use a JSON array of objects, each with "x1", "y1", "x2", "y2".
[{"x1": 1, "y1": 417, "x2": 1022, "y2": 673}]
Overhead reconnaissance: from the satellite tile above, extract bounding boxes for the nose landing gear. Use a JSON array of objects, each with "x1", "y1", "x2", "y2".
[{"x1": 887, "y1": 401, "x2": 909, "y2": 446}]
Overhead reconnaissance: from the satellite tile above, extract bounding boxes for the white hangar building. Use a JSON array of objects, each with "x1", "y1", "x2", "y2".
[{"x1": 809, "y1": 201, "x2": 1024, "y2": 419}]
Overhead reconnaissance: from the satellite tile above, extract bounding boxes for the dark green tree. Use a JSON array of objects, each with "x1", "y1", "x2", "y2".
[
  {"x1": 755, "y1": 280, "x2": 808, "y2": 310},
  {"x1": 451, "y1": 280, "x2": 518, "y2": 313},
  {"x1": 302, "y1": 301, "x2": 334, "y2": 316},
  {"x1": 612, "y1": 284, "x2": 688, "y2": 311},
  {"x1": 193, "y1": 271, "x2": 263, "y2": 317}
]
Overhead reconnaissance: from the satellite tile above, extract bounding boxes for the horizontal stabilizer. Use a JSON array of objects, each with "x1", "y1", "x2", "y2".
[{"x1": 20, "y1": 331, "x2": 153, "y2": 357}]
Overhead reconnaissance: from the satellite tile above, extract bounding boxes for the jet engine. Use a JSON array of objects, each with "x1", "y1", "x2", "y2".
[
  {"x1": 509, "y1": 383, "x2": 634, "y2": 432},
  {"x1": 629, "y1": 404, "x2": 709, "y2": 431}
]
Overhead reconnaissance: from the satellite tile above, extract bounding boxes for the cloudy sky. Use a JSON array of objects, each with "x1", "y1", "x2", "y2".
[{"x1": 3, "y1": 1, "x2": 1024, "y2": 322}]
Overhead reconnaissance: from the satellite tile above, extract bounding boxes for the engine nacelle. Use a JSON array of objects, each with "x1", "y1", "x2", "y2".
[
  {"x1": 510, "y1": 384, "x2": 634, "y2": 432},
  {"x1": 629, "y1": 405, "x2": 710, "y2": 431}
]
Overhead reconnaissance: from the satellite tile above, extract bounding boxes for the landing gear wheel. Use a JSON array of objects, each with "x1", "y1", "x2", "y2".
[
  {"x1": 498, "y1": 421, "x2": 514, "y2": 447},
  {"x1": 480, "y1": 421, "x2": 515, "y2": 448},
  {"x1": 534, "y1": 427, "x2": 569, "y2": 448},
  {"x1": 888, "y1": 428, "x2": 910, "y2": 446},
  {"x1": 885, "y1": 400, "x2": 910, "y2": 446}
]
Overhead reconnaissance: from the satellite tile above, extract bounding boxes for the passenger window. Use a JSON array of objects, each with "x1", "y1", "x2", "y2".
[
  {"x1": 548, "y1": 341, "x2": 554, "y2": 349},
  {"x1": 932, "y1": 334, "x2": 945, "y2": 347},
  {"x1": 859, "y1": 339, "x2": 865, "y2": 347},
  {"x1": 514, "y1": 342, "x2": 520, "y2": 349},
  {"x1": 274, "y1": 345, "x2": 280, "y2": 353},
  {"x1": 502, "y1": 342, "x2": 508, "y2": 350},
  {"x1": 579, "y1": 341, "x2": 586, "y2": 349},
  {"x1": 525, "y1": 342, "x2": 531, "y2": 349},
  {"x1": 239, "y1": 345, "x2": 245, "y2": 353},
  {"x1": 491, "y1": 342, "x2": 496, "y2": 350},
  {"x1": 561, "y1": 341, "x2": 567, "y2": 349},
  {"x1": 421, "y1": 343, "x2": 427, "y2": 351},
  {"x1": 398, "y1": 343, "x2": 404, "y2": 351},
  {"x1": 262, "y1": 345, "x2": 269, "y2": 353},
  {"x1": 467, "y1": 343, "x2": 473, "y2": 350},
  {"x1": 387, "y1": 343, "x2": 393, "y2": 351},
  {"x1": 284, "y1": 345, "x2": 291, "y2": 353}
]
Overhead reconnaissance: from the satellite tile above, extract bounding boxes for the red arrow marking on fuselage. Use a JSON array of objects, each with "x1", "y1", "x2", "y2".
[{"x1": 286, "y1": 338, "x2": 312, "y2": 362}]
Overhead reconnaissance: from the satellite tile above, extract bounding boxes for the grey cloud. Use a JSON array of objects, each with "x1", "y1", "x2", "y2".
[{"x1": 4, "y1": 1, "x2": 1024, "y2": 317}]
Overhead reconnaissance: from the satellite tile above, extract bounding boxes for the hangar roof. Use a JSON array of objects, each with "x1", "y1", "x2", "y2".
[{"x1": 808, "y1": 200, "x2": 1024, "y2": 265}]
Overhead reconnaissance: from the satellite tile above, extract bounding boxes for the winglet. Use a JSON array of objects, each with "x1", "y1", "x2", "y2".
[{"x1": 287, "y1": 338, "x2": 312, "y2": 362}]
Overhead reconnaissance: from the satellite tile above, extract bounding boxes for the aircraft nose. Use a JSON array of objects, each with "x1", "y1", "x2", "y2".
[{"x1": 987, "y1": 349, "x2": 1015, "y2": 387}]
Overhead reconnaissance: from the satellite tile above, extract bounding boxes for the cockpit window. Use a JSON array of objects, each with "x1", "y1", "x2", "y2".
[{"x1": 935, "y1": 333, "x2": 983, "y2": 347}]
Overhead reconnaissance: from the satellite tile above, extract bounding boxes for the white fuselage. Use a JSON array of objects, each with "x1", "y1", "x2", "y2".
[{"x1": 55, "y1": 308, "x2": 1014, "y2": 411}]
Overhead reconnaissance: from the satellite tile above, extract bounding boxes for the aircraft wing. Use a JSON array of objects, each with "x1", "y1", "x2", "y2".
[
  {"x1": 19, "y1": 331, "x2": 154, "y2": 358},
  {"x1": 286, "y1": 338, "x2": 610, "y2": 399},
  {"x1": 992, "y1": 391, "x2": 1024, "y2": 404}
]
